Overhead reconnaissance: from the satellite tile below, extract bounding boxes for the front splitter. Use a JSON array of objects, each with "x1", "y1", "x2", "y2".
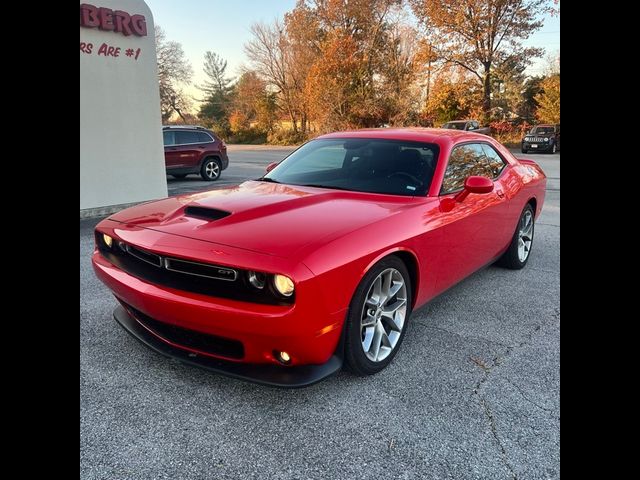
[{"x1": 113, "y1": 305, "x2": 343, "y2": 388}]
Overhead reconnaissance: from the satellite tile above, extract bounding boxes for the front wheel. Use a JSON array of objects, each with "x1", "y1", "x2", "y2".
[
  {"x1": 200, "y1": 158, "x2": 221, "y2": 181},
  {"x1": 496, "y1": 204, "x2": 535, "y2": 269},
  {"x1": 521, "y1": 147, "x2": 528, "y2": 154},
  {"x1": 344, "y1": 256, "x2": 412, "y2": 376}
]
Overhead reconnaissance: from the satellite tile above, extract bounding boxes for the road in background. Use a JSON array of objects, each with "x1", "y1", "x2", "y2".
[
  {"x1": 81, "y1": 145, "x2": 559, "y2": 480},
  {"x1": 167, "y1": 144, "x2": 559, "y2": 198}
]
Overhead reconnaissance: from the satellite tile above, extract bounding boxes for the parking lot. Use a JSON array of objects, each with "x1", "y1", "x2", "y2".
[{"x1": 80, "y1": 145, "x2": 559, "y2": 479}]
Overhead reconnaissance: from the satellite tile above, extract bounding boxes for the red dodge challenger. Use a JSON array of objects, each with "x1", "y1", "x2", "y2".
[{"x1": 92, "y1": 128, "x2": 546, "y2": 387}]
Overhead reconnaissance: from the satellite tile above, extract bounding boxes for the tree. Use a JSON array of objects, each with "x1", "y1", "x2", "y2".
[
  {"x1": 229, "y1": 71, "x2": 278, "y2": 135},
  {"x1": 155, "y1": 26, "x2": 193, "y2": 123},
  {"x1": 198, "y1": 52, "x2": 234, "y2": 133},
  {"x1": 534, "y1": 74, "x2": 559, "y2": 123},
  {"x1": 300, "y1": 0, "x2": 403, "y2": 130},
  {"x1": 409, "y1": 0, "x2": 551, "y2": 123},
  {"x1": 245, "y1": 20, "x2": 302, "y2": 133},
  {"x1": 517, "y1": 75, "x2": 544, "y2": 122},
  {"x1": 424, "y1": 67, "x2": 481, "y2": 124}
]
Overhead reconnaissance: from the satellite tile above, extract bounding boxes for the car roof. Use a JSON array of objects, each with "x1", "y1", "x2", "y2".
[
  {"x1": 317, "y1": 127, "x2": 488, "y2": 145},
  {"x1": 162, "y1": 125, "x2": 208, "y2": 130}
]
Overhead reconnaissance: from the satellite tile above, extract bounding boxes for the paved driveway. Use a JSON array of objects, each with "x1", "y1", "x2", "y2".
[{"x1": 80, "y1": 146, "x2": 559, "y2": 479}]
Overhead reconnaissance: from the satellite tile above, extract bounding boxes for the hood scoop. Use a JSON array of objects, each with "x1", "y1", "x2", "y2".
[{"x1": 184, "y1": 206, "x2": 231, "y2": 221}]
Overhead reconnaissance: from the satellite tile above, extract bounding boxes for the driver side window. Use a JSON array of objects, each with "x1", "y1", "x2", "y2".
[{"x1": 440, "y1": 144, "x2": 490, "y2": 194}]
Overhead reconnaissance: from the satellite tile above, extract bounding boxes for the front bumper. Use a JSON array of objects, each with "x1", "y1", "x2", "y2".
[
  {"x1": 114, "y1": 304, "x2": 343, "y2": 387},
  {"x1": 522, "y1": 141, "x2": 553, "y2": 152}
]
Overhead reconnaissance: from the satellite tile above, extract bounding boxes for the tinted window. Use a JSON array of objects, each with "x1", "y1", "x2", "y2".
[
  {"x1": 264, "y1": 138, "x2": 439, "y2": 196},
  {"x1": 175, "y1": 131, "x2": 200, "y2": 145},
  {"x1": 531, "y1": 126, "x2": 555, "y2": 135},
  {"x1": 282, "y1": 142, "x2": 346, "y2": 176},
  {"x1": 480, "y1": 144, "x2": 507, "y2": 178},
  {"x1": 471, "y1": 121, "x2": 479, "y2": 129},
  {"x1": 163, "y1": 131, "x2": 176, "y2": 146},
  {"x1": 197, "y1": 131, "x2": 214, "y2": 142},
  {"x1": 441, "y1": 144, "x2": 492, "y2": 193},
  {"x1": 443, "y1": 122, "x2": 466, "y2": 130}
]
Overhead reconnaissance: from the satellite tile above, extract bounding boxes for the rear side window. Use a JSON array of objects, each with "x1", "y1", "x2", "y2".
[
  {"x1": 480, "y1": 144, "x2": 507, "y2": 178},
  {"x1": 197, "y1": 131, "x2": 214, "y2": 142},
  {"x1": 163, "y1": 131, "x2": 176, "y2": 146},
  {"x1": 175, "y1": 131, "x2": 200, "y2": 145}
]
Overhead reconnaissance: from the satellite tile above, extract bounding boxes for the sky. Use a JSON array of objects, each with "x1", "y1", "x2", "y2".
[{"x1": 145, "y1": 0, "x2": 559, "y2": 105}]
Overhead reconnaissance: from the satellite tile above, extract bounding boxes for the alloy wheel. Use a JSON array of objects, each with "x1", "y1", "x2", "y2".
[
  {"x1": 518, "y1": 210, "x2": 534, "y2": 262},
  {"x1": 205, "y1": 160, "x2": 220, "y2": 180},
  {"x1": 360, "y1": 268, "x2": 407, "y2": 362}
]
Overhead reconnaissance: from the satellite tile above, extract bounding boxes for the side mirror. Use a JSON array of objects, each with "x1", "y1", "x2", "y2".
[
  {"x1": 266, "y1": 162, "x2": 279, "y2": 173},
  {"x1": 455, "y1": 176, "x2": 494, "y2": 202}
]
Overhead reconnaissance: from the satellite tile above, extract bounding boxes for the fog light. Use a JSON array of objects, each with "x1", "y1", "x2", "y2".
[
  {"x1": 247, "y1": 271, "x2": 266, "y2": 289},
  {"x1": 102, "y1": 234, "x2": 113, "y2": 248},
  {"x1": 274, "y1": 274, "x2": 294, "y2": 297},
  {"x1": 275, "y1": 350, "x2": 291, "y2": 365}
]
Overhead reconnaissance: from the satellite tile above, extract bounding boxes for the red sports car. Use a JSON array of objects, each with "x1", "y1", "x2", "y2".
[{"x1": 92, "y1": 128, "x2": 546, "y2": 387}]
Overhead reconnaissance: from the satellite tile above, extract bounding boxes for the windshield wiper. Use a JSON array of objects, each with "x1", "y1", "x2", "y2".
[{"x1": 257, "y1": 177, "x2": 281, "y2": 183}]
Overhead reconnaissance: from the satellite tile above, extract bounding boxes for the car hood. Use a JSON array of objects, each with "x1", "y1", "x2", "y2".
[{"x1": 109, "y1": 180, "x2": 416, "y2": 258}]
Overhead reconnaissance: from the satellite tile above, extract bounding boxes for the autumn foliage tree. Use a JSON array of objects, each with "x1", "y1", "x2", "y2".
[
  {"x1": 409, "y1": 0, "x2": 551, "y2": 123},
  {"x1": 534, "y1": 74, "x2": 560, "y2": 123}
]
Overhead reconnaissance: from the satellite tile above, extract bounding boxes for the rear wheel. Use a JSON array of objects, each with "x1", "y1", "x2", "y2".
[
  {"x1": 496, "y1": 204, "x2": 535, "y2": 269},
  {"x1": 344, "y1": 256, "x2": 412, "y2": 375},
  {"x1": 200, "y1": 158, "x2": 221, "y2": 181}
]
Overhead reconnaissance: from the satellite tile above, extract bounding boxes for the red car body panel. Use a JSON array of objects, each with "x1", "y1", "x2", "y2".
[{"x1": 92, "y1": 128, "x2": 546, "y2": 382}]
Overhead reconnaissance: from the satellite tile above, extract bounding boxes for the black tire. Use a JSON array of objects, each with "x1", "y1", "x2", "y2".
[
  {"x1": 200, "y1": 158, "x2": 221, "y2": 181},
  {"x1": 171, "y1": 174, "x2": 187, "y2": 179},
  {"x1": 344, "y1": 256, "x2": 412, "y2": 376},
  {"x1": 496, "y1": 204, "x2": 535, "y2": 270},
  {"x1": 548, "y1": 143, "x2": 557, "y2": 154},
  {"x1": 521, "y1": 148, "x2": 528, "y2": 154}
]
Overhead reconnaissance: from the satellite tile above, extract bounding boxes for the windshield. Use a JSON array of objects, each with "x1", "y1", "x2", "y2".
[
  {"x1": 530, "y1": 126, "x2": 555, "y2": 135},
  {"x1": 442, "y1": 122, "x2": 466, "y2": 130},
  {"x1": 262, "y1": 138, "x2": 440, "y2": 196}
]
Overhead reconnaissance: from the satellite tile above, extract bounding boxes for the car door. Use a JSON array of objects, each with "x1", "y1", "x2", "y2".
[
  {"x1": 434, "y1": 143, "x2": 510, "y2": 293},
  {"x1": 172, "y1": 131, "x2": 202, "y2": 168},
  {"x1": 163, "y1": 130, "x2": 181, "y2": 169}
]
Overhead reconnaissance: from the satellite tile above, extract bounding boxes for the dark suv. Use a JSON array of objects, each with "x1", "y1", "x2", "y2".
[
  {"x1": 162, "y1": 126, "x2": 229, "y2": 181},
  {"x1": 521, "y1": 124, "x2": 560, "y2": 154}
]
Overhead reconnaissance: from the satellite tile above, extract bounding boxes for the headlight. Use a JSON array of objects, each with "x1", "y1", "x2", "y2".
[
  {"x1": 247, "y1": 271, "x2": 266, "y2": 289},
  {"x1": 524, "y1": 137, "x2": 531, "y2": 141},
  {"x1": 544, "y1": 137, "x2": 549, "y2": 142},
  {"x1": 273, "y1": 274, "x2": 295, "y2": 297},
  {"x1": 102, "y1": 233, "x2": 113, "y2": 248}
]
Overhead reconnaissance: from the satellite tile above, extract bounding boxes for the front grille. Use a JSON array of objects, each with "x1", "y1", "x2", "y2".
[
  {"x1": 125, "y1": 244, "x2": 162, "y2": 267},
  {"x1": 96, "y1": 233, "x2": 294, "y2": 305},
  {"x1": 122, "y1": 301, "x2": 244, "y2": 359},
  {"x1": 164, "y1": 257, "x2": 237, "y2": 281}
]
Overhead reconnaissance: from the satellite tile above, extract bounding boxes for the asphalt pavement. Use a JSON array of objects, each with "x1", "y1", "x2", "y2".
[{"x1": 80, "y1": 145, "x2": 560, "y2": 480}]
